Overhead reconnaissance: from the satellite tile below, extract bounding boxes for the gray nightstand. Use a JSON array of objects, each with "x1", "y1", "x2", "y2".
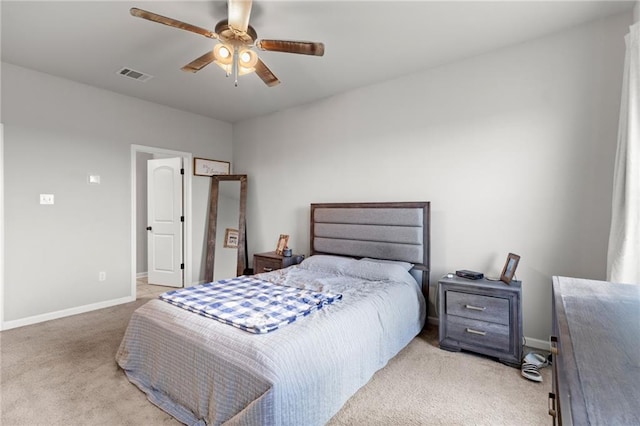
[{"x1": 438, "y1": 275, "x2": 523, "y2": 368}]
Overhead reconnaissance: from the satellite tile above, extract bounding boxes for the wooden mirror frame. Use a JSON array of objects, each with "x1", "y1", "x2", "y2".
[{"x1": 204, "y1": 174, "x2": 247, "y2": 282}]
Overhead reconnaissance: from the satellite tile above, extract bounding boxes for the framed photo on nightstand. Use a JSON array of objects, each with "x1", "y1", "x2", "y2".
[
  {"x1": 275, "y1": 234, "x2": 289, "y2": 255},
  {"x1": 500, "y1": 253, "x2": 520, "y2": 284}
]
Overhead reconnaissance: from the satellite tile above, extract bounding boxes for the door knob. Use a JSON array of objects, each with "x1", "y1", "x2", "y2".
[{"x1": 146, "y1": 226, "x2": 152, "y2": 231}]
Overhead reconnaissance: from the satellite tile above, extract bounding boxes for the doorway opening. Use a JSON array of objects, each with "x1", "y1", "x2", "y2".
[{"x1": 130, "y1": 145, "x2": 192, "y2": 299}]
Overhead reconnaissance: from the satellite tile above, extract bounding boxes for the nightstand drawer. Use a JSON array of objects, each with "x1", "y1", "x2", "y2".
[
  {"x1": 254, "y1": 257, "x2": 282, "y2": 273},
  {"x1": 445, "y1": 315, "x2": 510, "y2": 352},
  {"x1": 446, "y1": 291, "x2": 509, "y2": 325}
]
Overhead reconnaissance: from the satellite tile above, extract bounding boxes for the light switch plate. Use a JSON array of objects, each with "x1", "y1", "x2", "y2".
[
  {"x1": 88, "y1": 175, "x2": 101, "y2": 184},
  {"x1": 40, "y1": 194, "x2": 54, "y2": 205}
]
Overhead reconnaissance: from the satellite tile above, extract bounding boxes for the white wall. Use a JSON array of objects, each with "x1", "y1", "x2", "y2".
[
  {"x1": 233, "y1": 12, "x2": 631, "y2": 344},
  {"x1": 1, "y1": 63, "x2": 232, "y2": 325}
]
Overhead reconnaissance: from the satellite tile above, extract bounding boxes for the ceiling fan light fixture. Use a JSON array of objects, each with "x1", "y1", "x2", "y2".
[
  {"x1": 214, "y1": 43, "x2": 233, "y2": 64},
  {"x1": 239, "y1": 49, "x2": 258, "y2": 68},
  {"x1": 238, "y1": 65, "x2": 256, "y2": 76},
  {"x1": 213, "y1": 44, "x2": 255, "y2": 78}
]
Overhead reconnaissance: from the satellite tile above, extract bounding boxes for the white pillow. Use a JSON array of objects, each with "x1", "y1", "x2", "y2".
[
  {"x1": 298, "y1": 255, "x2": 356, "y2": 275},
  {"x1": 360, "y1": 257, "x2": 414, "y2": 271},
  {"x1": 344, "y1": 260, "x2": 415, "y2": 283}
]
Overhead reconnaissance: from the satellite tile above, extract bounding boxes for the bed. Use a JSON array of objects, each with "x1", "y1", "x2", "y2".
[{"x1": 116, "y1": 201, "x2": 430, "y2": 425}]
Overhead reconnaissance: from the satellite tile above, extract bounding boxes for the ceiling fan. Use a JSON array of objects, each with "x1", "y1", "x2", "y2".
[{"x1": 130, "y1": 0, "x2": 325, "y2": 87}]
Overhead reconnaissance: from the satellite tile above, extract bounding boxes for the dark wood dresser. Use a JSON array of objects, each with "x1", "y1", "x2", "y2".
[
  {"x1": 550, "y1": 276, "x2": 640, "y2": 425},
  {"x1": 253, "y1": 251, "x2": 303, "y2": 274},
  {"x1": 438, "y1": 276, "x2": 523, "y2": 367}
]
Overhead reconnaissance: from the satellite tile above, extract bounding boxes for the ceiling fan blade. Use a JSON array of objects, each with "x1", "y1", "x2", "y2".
[
  {"x1": 130, "y1": 8, "x2": 217, "y2": 40},
  {"x1": 181, "y1": 51, "x2": 216, "y2": 73},
  {"x1": 256, "y1": 40, "x2": 325, "y2": 56},
  {"x1": 255, "y1": 59, "x2": 280, "y2": 87},
  {"x1": 227, "y1": 0, "x2": 253, "y2": 33}
]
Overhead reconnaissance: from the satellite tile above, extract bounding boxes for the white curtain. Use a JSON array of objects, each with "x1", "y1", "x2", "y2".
[{"x1": 607, "y1": 21, "x2": 640, "y2": 285}]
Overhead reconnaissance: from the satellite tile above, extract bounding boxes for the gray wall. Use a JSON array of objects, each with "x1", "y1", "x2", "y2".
[
  {"x1": 1, "y1": 63, "x2": 232, "y2": 323},
  {"x1": 233, "y1": 12, "x2": 631, "y2": 345}
]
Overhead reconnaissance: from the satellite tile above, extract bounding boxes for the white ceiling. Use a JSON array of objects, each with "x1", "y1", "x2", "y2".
[{"x1": 1, "y1": 1, "x2": 636, "y2": 123}]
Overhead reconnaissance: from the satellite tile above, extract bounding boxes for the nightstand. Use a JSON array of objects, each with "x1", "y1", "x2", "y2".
[
  {"x1": 438, "y1": 275, "x2": 523, "y2": 367},
  {"x1": 253, "y1": 251, "x2": 303, "y2": 274}
]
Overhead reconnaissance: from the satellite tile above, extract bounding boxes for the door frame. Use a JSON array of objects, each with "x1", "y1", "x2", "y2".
[
  {"x1": 130, "y1": 144, "x2": 192, "y2": 297},
  {"x1": 0, "y1": 124, "x2": 5, "y2": 329}
]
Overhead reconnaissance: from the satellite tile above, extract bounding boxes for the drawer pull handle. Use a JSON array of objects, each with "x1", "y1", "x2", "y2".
[
  {"x1": 550, "y1": 335, "x2": 559, "y2": 355},
  {"x1": 465, "y1": 328, "x2": 487, "y2": 336},
  {"x1": 464, "y1": 304, "x2": 486, "y2": 311},
  {"x1": 263, "y1": 267, "x2": 273, "y2": 272},
  {"x1": 548, "y1": 392, "x2": 557, "y2": 417}
]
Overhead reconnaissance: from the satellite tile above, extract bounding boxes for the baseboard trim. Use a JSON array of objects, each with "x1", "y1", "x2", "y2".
[
  {"x1": 524, "y1": 336, "x2": 551, "y2": 351},
  {"x1": 136, "y1": 272, "x2": 148, "y2": 279},
  {"x1": 1, "y1": 295, "x2": 136, "y2": 331}
]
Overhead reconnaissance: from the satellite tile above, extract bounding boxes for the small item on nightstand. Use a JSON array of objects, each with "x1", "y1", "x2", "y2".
[
  {"x1": 455, "y1": 270, "x2": 484, "y2": 280},
  {"x1": 275, "y1": 234, "x2": 289, "y2": 255},
  {"x1": 283, "y1": 248, "x2": 292, "y2": 257}
]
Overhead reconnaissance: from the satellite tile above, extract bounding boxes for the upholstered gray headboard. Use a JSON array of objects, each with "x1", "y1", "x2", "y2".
[{"x1": 310, "y1": 202, "x2": 430, "y2": 291}]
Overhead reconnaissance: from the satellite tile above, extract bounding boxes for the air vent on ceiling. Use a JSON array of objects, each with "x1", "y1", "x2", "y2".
[{"x1": 117, "y1": 67, "x2": 153, "y2": 82}]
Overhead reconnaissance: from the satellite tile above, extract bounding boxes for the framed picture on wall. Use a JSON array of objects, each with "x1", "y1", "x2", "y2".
[
  {"x1": 275, "y1": 234, "x2": 289, "y2": 255},
  {"x1": 194, "y1": 157, "x2": 230, "y2": 176},
  {"x1": 224, "y1": 228, "x2": 239, "y2": 248},
  {"x1": 500, "y1": 253, "x2": 521, "y2": 284}
]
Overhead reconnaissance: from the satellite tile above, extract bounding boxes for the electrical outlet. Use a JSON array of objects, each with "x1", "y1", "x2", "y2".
[
  {"x1": 98, "y1": 271, "x2": 106, "y2": 281},
  {"x1": 40, "y1": 194, "x2": 54, "y2": 205}
]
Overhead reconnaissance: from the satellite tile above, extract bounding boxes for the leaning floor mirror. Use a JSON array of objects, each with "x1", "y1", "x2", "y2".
[{"x1": 205, "y1": 174, "x2": 247, "y2": 282}]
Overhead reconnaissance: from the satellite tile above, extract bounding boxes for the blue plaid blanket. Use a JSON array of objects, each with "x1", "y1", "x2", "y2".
[{"x1": 159, "y1": 276, "x2": 342, "y2": 334}]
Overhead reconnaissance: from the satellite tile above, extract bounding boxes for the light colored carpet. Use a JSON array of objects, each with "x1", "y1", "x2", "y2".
[
  {"x1": 326, "y1": 329, "x2": 551, "y2": 425},
  {"x1": 1, "y1": 287, "x2": 550, "y2": 425}
]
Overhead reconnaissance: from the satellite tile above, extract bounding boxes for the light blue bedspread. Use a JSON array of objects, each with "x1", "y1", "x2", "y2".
[{"x1": 116, "y1": 262, "x2": 425, "y2": 425}]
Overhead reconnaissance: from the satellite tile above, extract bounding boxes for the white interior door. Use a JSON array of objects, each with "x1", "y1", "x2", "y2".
[{"x1": 147, "y1": 157, "x2": 183, "y2": 287}]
